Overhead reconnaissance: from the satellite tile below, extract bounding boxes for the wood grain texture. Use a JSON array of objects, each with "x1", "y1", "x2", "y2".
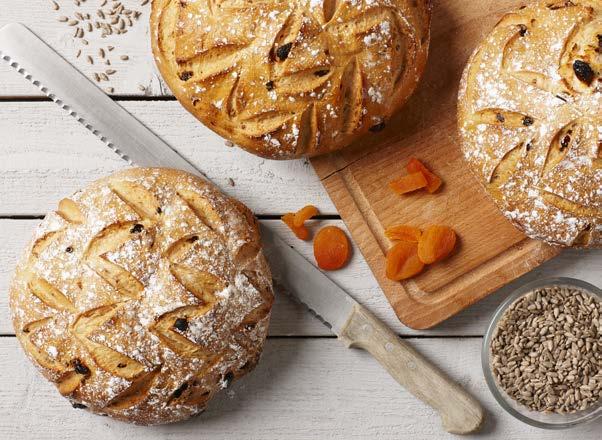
[
  {"x1": 310, "y1": 0, "x2": 560, "y2": 329},
  {"x1": 340, "y1": 305, "x2": 483, "y2": 434},
  {"x1": 1, "y1": 337, "x2": 601, "y2": 439},
  {"x1": 0, "y1": 101, "x2": 335, "y2": 216},
  {"x1": 1, "y1": 219, "x2": 601, "y2": 337}
]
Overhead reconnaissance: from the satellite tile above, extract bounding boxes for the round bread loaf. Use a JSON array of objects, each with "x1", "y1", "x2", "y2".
[
  {"x1": 151, "y1": 0, "x2": 432, "y2": 159},
  {"x1": 458, "y1": 0, "x2": 601, "y2": 248},
  {"x1": 9, "y1": 168, "x2": 274, "y2": 425}
]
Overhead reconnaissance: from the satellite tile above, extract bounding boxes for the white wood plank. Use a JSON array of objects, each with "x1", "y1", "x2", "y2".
[
  {"x1": 1, "y1": 337, "x2": 600, "y2": 439},
  {"x1": 0, "y1": 101, "x2": 335, "y2": 215},
  {"x1": 0, "y1": 1, "x2": 164, "y2": 97},
  {"x1": 2, "y1": 219, "x2": 601, "y2": 337}
]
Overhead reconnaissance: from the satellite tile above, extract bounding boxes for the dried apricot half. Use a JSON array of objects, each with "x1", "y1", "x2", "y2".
[
  {"x1": 417, "y1": 225, "x2": 457, "y2": 264},
  {"x1": 406, "y1": 158, "x2": 442, "y2": 193},
  {"x1": 313, "y1": 226, "x2": 350, "y2": 271},
  {"x1": 385, "y1": 241, "x2": 424, "y2": 281},
  {"x1": 293, "y1": 205, "x2": 319, "y2": 228},
  {"x1": 282, "y1": 213, "x2": 310, "y2": 241},
  {"x1": 385, "y1": 225, "x2": 422, "y2": 243},
  {"x1": 389, "y1": 172, "x2": 428, "y2": 195}
]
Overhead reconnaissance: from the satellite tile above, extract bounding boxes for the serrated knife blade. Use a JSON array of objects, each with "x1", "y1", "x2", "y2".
[
  {"x1": 0, "y1": 23, "x2": 484, "y2": 434},
  {"x1": 260, "y1": 223, "x2": 355, "y2": 334}
]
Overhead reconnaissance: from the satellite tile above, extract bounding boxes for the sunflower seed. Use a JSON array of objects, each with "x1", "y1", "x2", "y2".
[
  {"x1": 55, "y1": 0, "x2": 143, "y2": 83},
  {"x1": 490, "y1": 286, "x2": 601, "y2": 414}
]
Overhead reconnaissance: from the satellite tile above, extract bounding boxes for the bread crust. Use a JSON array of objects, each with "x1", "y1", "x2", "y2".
[
  {"x1": 151, "y1": 0, "x2": 432, "y2": 159},
  {"x1": 9, "y1": 168, "x2": 274, "y2": 425},
  {"x1": 458, "y1": 0, "x2": 602, "y2": 248}
]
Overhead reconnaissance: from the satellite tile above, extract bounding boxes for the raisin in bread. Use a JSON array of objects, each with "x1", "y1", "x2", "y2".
[
  {"x1": 9, "y1": 168, "x2": 274, "y2": 425},
  {"x1": 151, "y1": 0, "x2": 432, "y2": 159}
]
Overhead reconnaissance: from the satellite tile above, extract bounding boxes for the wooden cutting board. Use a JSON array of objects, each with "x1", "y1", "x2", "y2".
[{"x1": 311, "y1": 0, "x2": 561, "y2": 330}]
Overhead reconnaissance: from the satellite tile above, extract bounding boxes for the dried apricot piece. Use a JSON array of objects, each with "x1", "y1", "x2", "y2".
[
  {"x1": 385, "y1": 225, "x2": 422, "y2": 243},
  {"x1": 293, "y1": 205, "x2": 319, "y2": 228},
  {"x1": 282, "y1": 213, "x2": 310, "y2": 241},
  {"x1": 313, "y1": 226, "x2": 350, "y2": 271},
  {"x1": 389, "y1": 172, "x2": 428, "y2": 195},
  {"x1": 406, "y1": 158, "x2": 442, "y2": 193},
  {"x1": 417, "y1": 225, "x2": 457, "y2": 264},
  {"x1": 385, "y1": 241, "x2": 424, "y2": 281}
]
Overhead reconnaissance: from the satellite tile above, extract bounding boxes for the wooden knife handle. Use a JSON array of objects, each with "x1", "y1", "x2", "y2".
[{"x1": 339, "y1": 304, "x2": 484, "y2": 434}]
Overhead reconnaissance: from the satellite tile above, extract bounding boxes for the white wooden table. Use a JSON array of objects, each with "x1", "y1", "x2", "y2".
[{"x1": 0, "y1": 2, "x2": 600, "y2": 439}]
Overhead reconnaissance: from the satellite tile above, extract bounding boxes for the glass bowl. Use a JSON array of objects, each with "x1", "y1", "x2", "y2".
[{"x1": 482, "y1": 277, "x2": 602, "y2": 429}]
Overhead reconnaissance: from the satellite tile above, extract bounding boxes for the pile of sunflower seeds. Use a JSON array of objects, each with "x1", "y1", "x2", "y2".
[
  {"x1": 49, "y1": 0, "x2": 148, "y2": 92},
  {"x1": 490, "y1": 285, "x2": 601, "y2": 414}
]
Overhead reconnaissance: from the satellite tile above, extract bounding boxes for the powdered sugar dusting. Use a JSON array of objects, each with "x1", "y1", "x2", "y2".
[
  {"x1": 151, "y1": 0, "x2": 431, "y2": 158},
  {"x1": 9, "y1": 168, "x2": 274, "y2": 425},
  {"x1": 458, "y1": 1, "x2": 601, "y2": 247}
]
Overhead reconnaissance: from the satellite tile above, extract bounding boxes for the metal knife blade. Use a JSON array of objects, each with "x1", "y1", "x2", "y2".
[
  {"x1": 260, "y1": 223, "x2": 356, "y2": 334},
  {"x1": 0, "y1": 22, "x2": 355, "y2": 332}
]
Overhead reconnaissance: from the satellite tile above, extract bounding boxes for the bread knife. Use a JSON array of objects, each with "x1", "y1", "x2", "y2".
[{"x1": 0, "y1": 23, "x2": 484, "y2": 434}]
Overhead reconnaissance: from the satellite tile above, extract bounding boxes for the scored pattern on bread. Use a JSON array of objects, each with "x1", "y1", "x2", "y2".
[
  {"x1": 10, "y1": 168, "x2": 274, "y2": 425},
  {"x1": 71, "y1": 304, "x2": 146, "y2": 380},
  {"x1": 20, "y1": 203, "x2": 90, "y2": 395},
  {"x1": 151, "y1": 0, "x2": 432, "y2": 159},
  {"x1": 85, "y1": 222, "x2": 147, "y2": 299},
  {"x1": 459, "y1": 0, "x2": 601, "y2": 247},
  {"x1": 28, "y1": 277, "x2": 77, "y2": 313},
  {"x1": 57, "y1": 198, "x2": 85, "y2": 224},
  {"x1": 105, "y1": 367, "x2": 162, "y2": 410}
]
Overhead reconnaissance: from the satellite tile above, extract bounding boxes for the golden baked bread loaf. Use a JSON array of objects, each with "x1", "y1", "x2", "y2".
[
  {"x1": 151, "y1": 0, "x2": 432, "y2": 159},
  {"x1": 9, "y1": 168, "x2": 274, "y2": 425},
  {"x1": 458, "y1": 0, "x2": 601, "y2": 248}
]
